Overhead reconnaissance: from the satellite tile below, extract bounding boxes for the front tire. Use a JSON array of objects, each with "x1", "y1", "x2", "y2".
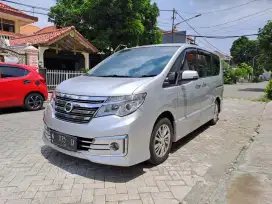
[
  {"x1": 24, "y1": 93, "x2": 44, "y2": 111},
  {"x1": 148, "y1": 118, "x2": 173, "y2": 165}
]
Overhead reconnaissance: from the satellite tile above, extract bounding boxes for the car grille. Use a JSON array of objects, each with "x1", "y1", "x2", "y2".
[{"x1": 54, "y1": 93, "x2": 107, "y2": 124}]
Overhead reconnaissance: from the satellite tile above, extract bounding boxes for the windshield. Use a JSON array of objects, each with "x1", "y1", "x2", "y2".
[{"x1": 87, "y1": 46, "x2": 179, "y2": 77}]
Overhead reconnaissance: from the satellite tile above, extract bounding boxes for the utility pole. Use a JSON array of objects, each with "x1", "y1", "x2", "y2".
[{"x1": 171, "y1": 8, "x2": 175, "y2": 43}]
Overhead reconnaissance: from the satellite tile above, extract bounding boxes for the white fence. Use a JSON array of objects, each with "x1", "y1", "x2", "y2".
[{"x1": 46, "y1": 70, "x2": 84, "y2": 89}]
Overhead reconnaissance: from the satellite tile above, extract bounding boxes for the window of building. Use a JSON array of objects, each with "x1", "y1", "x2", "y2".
[{"x1": 1, "y1": 19, "x2": 15, "y2": 33}]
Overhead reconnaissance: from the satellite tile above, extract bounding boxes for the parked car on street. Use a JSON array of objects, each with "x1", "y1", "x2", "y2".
[
  {"x1": 43, "y1": 44, "x2": 223, "y2": 166},
  {"x1": 0, "y1": 63, "x2": 48, "y2": 110}
]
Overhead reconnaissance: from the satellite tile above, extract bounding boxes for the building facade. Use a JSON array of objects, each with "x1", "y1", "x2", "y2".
[{"x1": 0, "y1": 3, "x2": 38, "y2": 40}]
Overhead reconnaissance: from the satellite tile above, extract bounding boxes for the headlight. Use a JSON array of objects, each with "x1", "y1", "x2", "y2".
[{"x1": 95, "y1": 93, "x2": 146, "y2": 117}]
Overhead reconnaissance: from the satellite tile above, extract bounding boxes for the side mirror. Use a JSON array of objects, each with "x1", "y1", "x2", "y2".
[
  {"x1": 182, "y1": 70, "x2": 199, "y2": 80},
  {"x1": 167, "y1": 72, "x2": 177, "y2": 84}
]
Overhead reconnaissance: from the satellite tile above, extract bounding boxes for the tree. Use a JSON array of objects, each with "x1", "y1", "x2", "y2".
[
  {"x1": 230, "y1": 37, "x2": 260, "y2": 65},
  {"x1": 49, "y1": 0, "x2": 162, "y2": 52},
  {"x1": 237, "y1": 63, "x2": 253, "y2": 80},
  {"x1": 258, "y1": 21, "x2": 272, "y2": 71}
]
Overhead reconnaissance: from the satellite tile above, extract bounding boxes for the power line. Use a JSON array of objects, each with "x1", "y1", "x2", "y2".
[
  {"x1": 178, "y1": 0, "x2": 258, "y2": 15},
  {"x1": 0, "y1": 0, "x2": 50, "y2": 11},
  {"x1": 195, "y1": 7, "x2": 272, "y2": 29},
  {"x1": 204, "y1": 9, "x2": 271, "y2": 34},
  {"x1": 189, "y1": 34, "x2": 259, "y2": 38},
  {"x1": 175, "y1": 11, "x2": 227, "y2": 55},
  {"x1": 19, "y1": 9, "x2": 48, "y2": 16}
]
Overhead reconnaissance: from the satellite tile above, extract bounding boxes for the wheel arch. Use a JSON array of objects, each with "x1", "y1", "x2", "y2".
[
  {"x1": 153, "y1": 111, "x2": 176, "y2": 139},
  {"x1": 24, "y1": 91, "x2": 45, "y2": 102},
  {"x1": 215, "y1": 97, "x2": 221, "y2": 112}
]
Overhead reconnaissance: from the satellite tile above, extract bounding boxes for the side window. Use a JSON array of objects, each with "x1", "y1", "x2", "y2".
[
  {"x1": 196, "y1": 52, "x2": 211, "y2": 78},
  {"x1": 182, "y1": 50, "x2": 197, "y2": 71},
  {"x1": 211, "y1": 54, "x2": 220, "y2": 76},
  {"x1": 0, "y1": 66, "x2": 29, "y2": 78},
  {"x1": 169, "y1": 51, "x2": 184, "y2": 73}
]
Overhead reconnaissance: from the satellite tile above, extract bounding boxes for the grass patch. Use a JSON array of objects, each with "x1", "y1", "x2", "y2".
[{"x1": 251, "y1": 97, "x2": 272, "y2": 103}]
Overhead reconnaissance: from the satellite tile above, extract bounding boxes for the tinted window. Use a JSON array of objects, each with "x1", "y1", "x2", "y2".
[
  {"x1": 0, "y1": 66, "x2": 29, "y2": 78},
  {"x1": 197, "y1": 52, "x2": 211, "y2": 78},
  {"x1": 87, "y1": 46, "x2": 180, "y2": 77},
  {"x1": 182, "y1": 50, "x2": 197, "y2": 71},
  {"x1": 211, "y1": 54, "x2": 220, "y2": 76}
]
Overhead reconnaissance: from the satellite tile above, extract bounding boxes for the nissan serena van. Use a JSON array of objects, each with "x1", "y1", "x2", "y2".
[{"x1": 43, "y1": 44, "x2": 223, "y2": 166}]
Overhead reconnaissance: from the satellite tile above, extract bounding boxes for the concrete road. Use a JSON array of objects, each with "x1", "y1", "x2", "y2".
[
  {"x1": 0, "y1": 99, "x2": 268, "y2": 204},
  {"x1": 224, "y1": 81, "x2": 268, "y2": 99}
]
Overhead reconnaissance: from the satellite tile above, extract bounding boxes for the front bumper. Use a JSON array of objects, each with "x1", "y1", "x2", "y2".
[{"x1": 43, "y1": 104, "x2": 153, "y2": 166}]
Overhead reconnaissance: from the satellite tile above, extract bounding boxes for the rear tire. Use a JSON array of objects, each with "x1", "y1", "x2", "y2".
[
  {"x1": 209, "y1": 100, "x2": 219, "y2": 125},
  {"x1": 24, "y1": 93, "x2": 44, "y2": 111},
  {"x1": 148, "y1": 118, "x2": 173, "y2": 165}
]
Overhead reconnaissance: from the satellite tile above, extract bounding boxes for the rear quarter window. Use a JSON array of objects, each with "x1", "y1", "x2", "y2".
[
  {"x1": 211, "y1": 54, "x2": 220, "y2": 76},
  {"x1": 0, "y1": 66, "x2": 30, "y2": 78}
]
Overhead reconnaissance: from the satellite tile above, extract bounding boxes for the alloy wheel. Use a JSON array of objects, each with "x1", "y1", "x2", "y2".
[{"x1": 154, "y1": 124, "x2": 171, "y2": 157}]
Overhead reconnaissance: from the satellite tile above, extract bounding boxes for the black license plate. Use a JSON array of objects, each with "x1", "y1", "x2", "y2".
[{"x1": 52, "y1": 132, "x2": 77, "y2": 152}]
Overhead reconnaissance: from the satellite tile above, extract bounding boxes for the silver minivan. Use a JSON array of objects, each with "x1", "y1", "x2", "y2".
[{"x1": 43, "y1": 44, "x2": 223, "y2": 166}]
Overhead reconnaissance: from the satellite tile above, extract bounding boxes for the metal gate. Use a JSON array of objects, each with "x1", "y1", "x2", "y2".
[{"x1": 46, "y1": 70, "x2": 84, "y2": 89}]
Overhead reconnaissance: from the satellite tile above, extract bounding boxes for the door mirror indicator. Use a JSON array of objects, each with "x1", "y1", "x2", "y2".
[{"x1": 182, "y1": 70, "x2": 199, "y2": 80}]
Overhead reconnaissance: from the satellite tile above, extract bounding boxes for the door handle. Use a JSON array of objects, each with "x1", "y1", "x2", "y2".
[
  {"x1": 195, "y1": 84, "x2": 201, "y2": 89},
  {"x1": 202, "y1": 82, "x2": 207, "y2": 87},
  {"x1": 23, "y1": 80, "x2": 31, "y2": 84}
]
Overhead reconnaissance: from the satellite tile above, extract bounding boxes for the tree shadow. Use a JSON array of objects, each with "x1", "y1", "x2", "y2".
[{"x1": 238, "y1": 88, "x2": 265, "y2": 92}]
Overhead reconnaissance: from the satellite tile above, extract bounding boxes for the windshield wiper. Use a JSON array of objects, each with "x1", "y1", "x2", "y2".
[{"x1": 139, "y1": 74, "x2": 157, "y2": 77}]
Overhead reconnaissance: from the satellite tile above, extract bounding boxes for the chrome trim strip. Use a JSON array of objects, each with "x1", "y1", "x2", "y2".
[
  {"x1": 78, "y1": 140, "x2": 93, "y2": 144},
  {"x1": 55, "y1": 99, "x2": 103, "y2": 108},
  {"x1": 56, "y1": 92, "x2": 108, "y2": 101},
  {"x1": 55, "y1": 105, "x2": 96, "y2": 115},
  {"x1": 55, "y1": 112, "x2": 91, "y2": 120}
]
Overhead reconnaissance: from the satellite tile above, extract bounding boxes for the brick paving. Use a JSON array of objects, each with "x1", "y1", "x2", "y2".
[{"x1": 0, "y1": 99, "x2": 266, "y2": 204}]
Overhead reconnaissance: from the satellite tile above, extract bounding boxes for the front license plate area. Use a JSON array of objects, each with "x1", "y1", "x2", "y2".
[{"x1": 52, "y1": 132, "x2": 77, "y2": 152}]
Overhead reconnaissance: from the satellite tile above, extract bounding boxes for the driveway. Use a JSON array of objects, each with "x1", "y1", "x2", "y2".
[
  {"x1": 224, "y1": 81, "x2": 268, "y2": 99},
  {"x1": 0, "y1": 99, "x2": 266, "y2": 204}
]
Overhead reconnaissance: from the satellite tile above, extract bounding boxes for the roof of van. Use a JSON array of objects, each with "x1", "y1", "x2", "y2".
[{"x1": 126, "y1": 43, "x2": 219, "y2": 57}]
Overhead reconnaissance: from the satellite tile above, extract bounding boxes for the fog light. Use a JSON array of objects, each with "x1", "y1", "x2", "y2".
[{"x1": 109, "y1": 142, "x2": 119, "y2": 151}]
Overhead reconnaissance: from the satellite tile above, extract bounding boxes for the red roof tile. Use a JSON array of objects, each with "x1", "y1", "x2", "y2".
[
  {"x1": 35, "y1": 26, "x2": 58, "y2": 34},
  {"x1": 10, "y1": 26, "x2": 98, "y2": 52},
  {"x1": 0, "y1": 3, "x2": 38, "y2": 22}
]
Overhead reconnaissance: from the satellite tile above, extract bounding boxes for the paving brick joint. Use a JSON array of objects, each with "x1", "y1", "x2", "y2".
[{"x1": 0, "y1": 99, "x2": 266, "y2": 204}]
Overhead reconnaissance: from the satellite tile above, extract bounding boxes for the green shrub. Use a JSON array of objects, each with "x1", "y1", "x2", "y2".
[{"x1": 264, "y1": 80, "x2": 272, "y2": 99}]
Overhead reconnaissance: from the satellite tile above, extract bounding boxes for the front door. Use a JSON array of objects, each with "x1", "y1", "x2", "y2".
[{"x1": 175, "y1": 48, "x2": 204, "y2": 139}]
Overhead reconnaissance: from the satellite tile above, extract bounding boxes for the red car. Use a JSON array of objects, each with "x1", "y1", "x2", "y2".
[{"x1": 0, "y1": 63, "x2": 48, "y2": 110}]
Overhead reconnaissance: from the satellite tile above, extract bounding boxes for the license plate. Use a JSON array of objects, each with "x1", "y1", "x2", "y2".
[{"x1": 52, "y1": 132, "x2": 77, "y2": 152}]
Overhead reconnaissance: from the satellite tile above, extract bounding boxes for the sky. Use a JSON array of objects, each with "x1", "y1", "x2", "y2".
[{"x1": 4, "y1": 0, "x2": 272, "y2": 55}]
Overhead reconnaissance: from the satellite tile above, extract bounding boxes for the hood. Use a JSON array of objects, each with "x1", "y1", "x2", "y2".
[{"x1": 56, "y1": 75, "x2": 152, "y2": 96}]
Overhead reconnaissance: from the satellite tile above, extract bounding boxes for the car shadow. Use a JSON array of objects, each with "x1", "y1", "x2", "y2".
[
  {"x1": 0, "y1": 106, "x2": 45, "y2": 115},
  {"x1": 171, "y1": 123, "x2": 210, "y2": 154},
  {"x1": 41, "y1": 145, "x2": 152, "y2": 183},
  {"x1": 41, "y1": 123, "x2": 210, "y2": 183},
  {"x1": 238, "y1": 88, "x2": 265, "y2": 92}
]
